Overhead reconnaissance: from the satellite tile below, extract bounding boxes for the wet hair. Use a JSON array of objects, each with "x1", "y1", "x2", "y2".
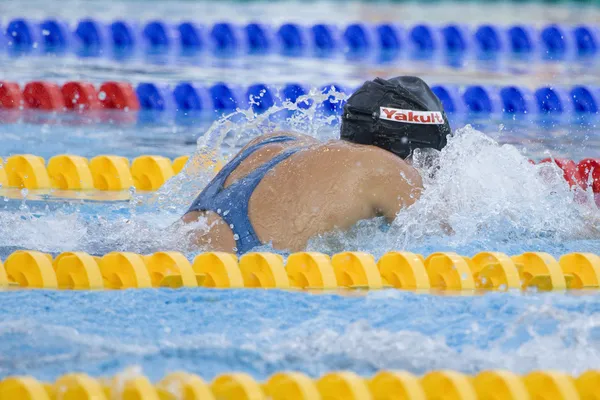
[{"x1": 340, "y1": 76, "x2": 451, "y2": 159}]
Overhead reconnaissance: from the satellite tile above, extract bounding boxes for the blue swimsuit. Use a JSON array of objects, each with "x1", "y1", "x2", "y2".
[{"x1": 187, "y1": 135, "x2": 303, "y2": 254}]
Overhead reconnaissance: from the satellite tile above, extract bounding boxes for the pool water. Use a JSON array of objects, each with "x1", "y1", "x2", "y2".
[{"x1": 1, "y1": 0, "x2": 600, "y2": 385}]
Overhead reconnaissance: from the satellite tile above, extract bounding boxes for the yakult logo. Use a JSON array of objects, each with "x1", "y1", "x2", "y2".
[{"x1": 379, "y1": 107, "x2": 444, "y2": 125}]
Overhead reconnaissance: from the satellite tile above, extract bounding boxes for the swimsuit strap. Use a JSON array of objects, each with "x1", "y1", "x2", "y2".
[{"x1": 187, "y1": 134, "x2": 303, "y2": 254}]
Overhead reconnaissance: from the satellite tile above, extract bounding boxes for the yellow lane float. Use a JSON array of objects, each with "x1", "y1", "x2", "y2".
[
  {"x1": 54, "y1": 373, "x2": 106, "y2": 400},
  {"x1": 522, "y1": 371, "x2": 579, "y2": 399},
  {"x1": 239, "y1": 252, "x2": 290, "y2": 288},
  {"x1": 211, "y1": 373, "x2": 264, "y2": 400},
  {"x1": 368, "y1": 370, "x2": 426, "y2": 400},
  {"x1": 332, "y1": 252, "x2": 383, "y2": 289},
  {"x1": 172, "y1": 155, "x2": 189, "y2": 175},
  {"x1": 99, "y1": 252, "x2": 152, "y2": 289},
  {"x1": 264, "y1": 372, "x2": 320, "y2": 400},
  {"x1": 286, "y1": 252, "x2": 337, "y2": 289},
  {"x1": 143, "y1": 251, "x2": 198, "y2": 288},
  {"x1": 111, "y1": 375, "x2": 159, "y2": 400},
  {"x1": 89, "y1": 155, "x2": 133, "y2": 191},
  {"x1": 53, "y1": 251, "x2": 103, "y2": 290},
  {"x1": 421, "y1": 370, "x2": 477, "y2": 400},
  {"x1": 157, "y1": 372, "x2": 215, "y2": 400},
  {"x1": 512, "y1": 252, "x2": 566, "y2": 291},
  {"x1": 1, "y1": 250, "x2": 599, "y2": 293},
  {"x1": 559, "y1": 252, "x2": 600, "y2": 289},
  {"x1": 575, "y1": 370, "x2": 600, "y2": 400},
  {"x1": 0, "y1": 376, "x2": 50, "y2": 400},
  {"x1": 424, "y1": 252, "x2": 475, "y2": 291},
  {"x1": 0, "y1": 153, "x2": 224, "y2": 193},
  {"x1": 47, "y1": 155, "x2": 94, "y2": 190},
  {"x1": 5, "y1": 155, "x2": 50, "y2": 189},
  {"x1": 131, "y1": 155, "x2": 174, "y2": 191},
  {"x1": 4, "y1": 250, "x2": 57, "y2": 289},
  {"x1": 192, "y1": 252, "x2": 243, "y2": 288},
  {"x1": 470, "y1": 252, "x2": 521, "y2": 290},
  {"x1": 1, "y1": 369, "x2": 599, "y2": 399},
  {"x1": 472, "y1": 370, "x2": 529, "y2": 400},
  {"x1": 0, "y1": 158, "x2": 8, "y2": 187},
  {"x1": 377, "y1": 251, "x2": 430, "y2": 290},
  {"x1": 316, "y1": 372, "x2": 372, "y2": 400},
  {"x1": 0, "y1": 259, "x2": 8, "y2": 288}
]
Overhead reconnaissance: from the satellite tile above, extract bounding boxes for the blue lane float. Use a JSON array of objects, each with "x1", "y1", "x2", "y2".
[
  {"x1": 440, "y1": 24, "x2": 471, "y2": 54},
  {"x1": 5, "y1": 21, "x2": 600, "y2": 62},
  {"x1": 142, "y1": 20, "x2": 179, "y2": 53},
  {"x1": 540, "y1": 24, "x2": 573, "y2": 60},
  {"x1": 209, "y1": 83, "x2": 245, "y2": 111},
  {"x1": 431, "y1": 85, "x2": 465, "y2": 113},
  {"x1": 7, "y1": 79, "x2": 596, "y2": 118},
  {"x1": 408, "y1": 24, "x2": 441, "y2": 57},
  {"x1": 507, "y1": 25, "x2": 537, "y2": 56},
  {"x1": 277, "y1": 23, "x2": 308, "y2": 56},
  {"x1": 109, "y1": 20, "x2": 140, "y2": 56},
  {"x1": 136, "y1": 83, "x2": 175, "y2": 111},
  {"x1": 343, "y1": 23, "x2": 374, "y2": 57},
  {"x1": 474, "y1": 25, "x2": 505, "y2": 56},
  {"x1": 74, "y1": 18, "x2": 108, "y2": 57},
  {"x1": 210, "y1": 22, "x2": 242, "y2": 54},
  {"x1": 570, "y1": 86, "x2": 600, "y2": 114},
  {"x1": 311, "y1": 24, "x2": 339, "y2": 56},
  {"x1": 462, "y1": 85, "x2": 502, "y2": 113},
  {"x1": 39, "y1": 19, "x2": 71, "y2": 53},
  {"x1": 534, "y1": 86, "x2": 574, "y2": 114},
  {"x1": 245, "y1": 23, "x2": 274, "y2": 54},
  {"x1": 375, "y1": 23, "x2": 404, "y2": 56},
  {"x1": 573, "y1": 25, "x2": 598, "y2": 57},
  {"x1": 500, "y1": 86, "x2": 535, "y2": 114},
  {"x1": 6, "y1": 18, "x2": 41, "y2": 54},
  {"x1": 178, "y1": 22, "x2": 205, "y2": 54},
  {"x1": 173, "y1": 83, "x2": 212, "y2": 112}
]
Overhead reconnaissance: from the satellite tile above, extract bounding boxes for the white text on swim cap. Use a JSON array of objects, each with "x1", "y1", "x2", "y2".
[{"x1": 379, "y1": 107, "x2": 444, "y2": 125}]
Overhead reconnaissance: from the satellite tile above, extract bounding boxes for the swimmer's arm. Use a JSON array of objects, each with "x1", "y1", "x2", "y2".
[{"x1": 368, "y1": 153, "x2": 423, "y2": 223}]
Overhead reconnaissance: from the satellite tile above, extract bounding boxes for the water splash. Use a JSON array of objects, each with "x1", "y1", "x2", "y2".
[
  {"x1": 308, "y1": 125, "x2": 600, "y2": 257},
  {"x1": 1, "y1": 92, "x2": 599, "y2": 257}
]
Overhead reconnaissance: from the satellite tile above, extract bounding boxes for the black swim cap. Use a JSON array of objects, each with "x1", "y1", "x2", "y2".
[{"x1": 340, "y1": 76, "x2": 451, "y2": 159}]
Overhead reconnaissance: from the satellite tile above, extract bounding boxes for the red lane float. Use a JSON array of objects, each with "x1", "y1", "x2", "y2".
[
  {"x1": 22, "y1": 81, "x2": 65, "y2": 111},
  {"x1": 577, "y1": 159, "x2": 600, "y2": 193},
  {"x1": 62, "y1": 81, "x2": 102, "y2": 111},
  {"x1": 0, "y1": 82, "x2": 23, "y2": 109},
  {"x1": 539, "y1": 158, "x2": 584, "y2": 188},
  {"x1": 98, "y1": 81, "x2": 140, "y2": 111}
]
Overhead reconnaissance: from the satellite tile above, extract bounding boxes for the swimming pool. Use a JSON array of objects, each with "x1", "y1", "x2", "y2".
[{"x1": 1, "y1": 0, "x2": 600, "y2": 397}]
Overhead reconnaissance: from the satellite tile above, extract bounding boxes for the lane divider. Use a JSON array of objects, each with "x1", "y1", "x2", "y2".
[
  {"x1": 2, "y1": 154, "x2": 597, "y2": 194},
  {"x1": 4, "y1": 18, "x2": 600, "y2": 61},
  {"x1": 0, "y1": 80, "x2": 346, "y2": 115},
  {"x1": 0, "y1": 368, "x2": 597, "y2": 399},
  {"x1": 2, "y1": 81, "x2": 599, "y2": 116},
  {"x1": 1, "y1": 250, "x2": 599, "y2": 291},
  {"x1": 0, "y1": 154, "x2": 225, "y2": 191}
]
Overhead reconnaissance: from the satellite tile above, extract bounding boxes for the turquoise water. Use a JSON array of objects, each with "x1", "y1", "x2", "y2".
[
  {"x1": 1, "y1": 0, "x2": 600, "y2": 383},
  {"x1": 1, "y1": 289, "x2": 600, "y2": 382}
]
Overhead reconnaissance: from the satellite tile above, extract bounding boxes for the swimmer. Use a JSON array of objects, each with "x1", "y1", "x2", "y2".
[{"x1": 182, "y1": 76, "x2": 451, "y2": 253}]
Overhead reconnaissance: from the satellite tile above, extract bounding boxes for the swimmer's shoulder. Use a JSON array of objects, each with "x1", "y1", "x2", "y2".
[{"x1": 313, "y1": 140, "x2": 422, "y2": 185}]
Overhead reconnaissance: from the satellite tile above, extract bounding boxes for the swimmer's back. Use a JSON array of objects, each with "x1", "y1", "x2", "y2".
[{"x1": 183, "y1": 132, "x2": 422, "y2": 252}]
